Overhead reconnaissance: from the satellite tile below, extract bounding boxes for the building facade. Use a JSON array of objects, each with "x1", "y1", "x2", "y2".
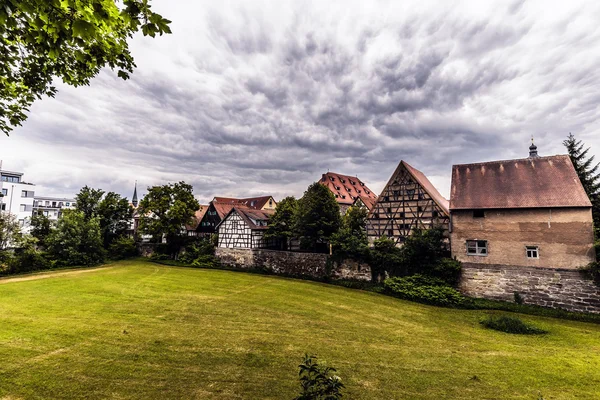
[
  {"x1": 367, "y1": 161, "x2": 450, "y2": 246},
  {"x1": 319, "y1": 172, "x2": 377, "y2": 214},
  {"x1": 33, "y1": 196, "x2": 76, "y2": 221},
  {"x1": 217, "y1": 207, "x2": 275, "y2": 249},
  {"x1": 0, "y1": 169, "x2": 35, "y2": 229},
  {"x1": 197, "y1": 196, "x2": 277, "y2": 236},
  {"x1": 450, "y1": 152, "x2": 596, "y2": 269}
]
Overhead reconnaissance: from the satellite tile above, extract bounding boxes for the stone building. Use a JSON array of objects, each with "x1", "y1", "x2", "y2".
[
  {"x1": 450, "y1": 146, "x2": 596, "y2": 269},
  {"x1": 367, "y1": 160, "x2": 450, "y2": 246}
]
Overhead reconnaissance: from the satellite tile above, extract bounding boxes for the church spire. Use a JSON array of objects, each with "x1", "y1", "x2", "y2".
[
  {"x1": 529, "y1": 136, "x2": 539, "y2": 158},
  {"x1": 132, "y1": 181, "x2": 138, "y2": 207}
]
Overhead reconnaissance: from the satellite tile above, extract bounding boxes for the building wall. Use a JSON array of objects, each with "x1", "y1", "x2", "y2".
[
  {"x1": 450, "y1": 208, "x2": 595, "y2": 269},
  {"x1": 33, "y1": 197, "x2": 76, "y2": 221},
  {"x1": 215, "y1": 248, "x2": 372, "y2": 281},
  {"x1": 0, "y1": 181, "x2": 35, "y2": 230},
  {"x1": 218, "y1": 211, "x2": 252, "y2": 248},
  {"x1": 260, "y1": 197, "x2": 277, "y2": 211},
  {"x1": 460, "y1": 263, "x2": 600, "y2": 314}
]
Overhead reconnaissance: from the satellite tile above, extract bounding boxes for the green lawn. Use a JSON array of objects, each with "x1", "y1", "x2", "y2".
[{"x1": 1, "y1": 261, "x2": 599, "y2": 399}]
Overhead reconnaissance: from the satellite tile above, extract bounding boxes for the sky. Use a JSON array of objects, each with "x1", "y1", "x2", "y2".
[{"x1": 2, "y1": 0, "x2": 600, "y2": 204}]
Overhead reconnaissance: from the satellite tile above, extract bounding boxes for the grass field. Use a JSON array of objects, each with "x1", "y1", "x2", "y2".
[{"x1": 1, "y1": 260, "x2": 599, "y2": 399}]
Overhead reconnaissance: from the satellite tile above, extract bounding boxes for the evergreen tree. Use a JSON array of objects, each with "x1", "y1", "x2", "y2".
[
  {"x1": 563, "y1": 133, "x2": 600, "y2": 237},
  {"x1": 265, "y1": 196, "x2": 298, "y2": 250},
  {"x1": 294, "y1": 183, "x2": 342, "y2": 251}
]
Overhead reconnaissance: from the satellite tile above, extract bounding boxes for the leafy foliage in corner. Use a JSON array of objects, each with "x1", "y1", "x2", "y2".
[
  {"x1": 138, "y1": 182, "x2": 200, "y2": 257},
  {"x1": 295, "y1": 354, "x2": 345, "y2": 400},
  {"x1": 0, "y1": 0, "x2": 171, "y2": 135},
  {"x1": 480, "y1": 315, "x2": 547, "y2": 335},
  {"x1": 46, "y1": 209, "x2": 105, "y2": 266},
  {"x1": 295, "y1": 183, "x2": 342, "y2": 251},
  {"x1": 330, "y1": 205, "x2": 369, "y2": 261},
  {"x1": 384, "y1": 275, "x2": 469, "y2": 307},
  {"x1": 563, "y1": 133, "x2": 600, "y2": 238},
  {"x1": 265, "y1": 196, "x2": 298, "y2": 249}
]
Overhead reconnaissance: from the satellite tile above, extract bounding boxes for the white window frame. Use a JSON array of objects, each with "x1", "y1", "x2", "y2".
[
  {"x1": 466, "y1": 240, "x2": 488, "y2": 256},
  {"x1": 526, "y1": 246, "x2": 539, "y2": 259}
]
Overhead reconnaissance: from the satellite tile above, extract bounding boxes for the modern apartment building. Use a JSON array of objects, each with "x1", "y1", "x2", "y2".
[
  {"x1": 33, "y1": 196, "x2": 77, "y2": 221},
  {"x1": 0, "y1": 168, "x2": 35, "y2": 229}
]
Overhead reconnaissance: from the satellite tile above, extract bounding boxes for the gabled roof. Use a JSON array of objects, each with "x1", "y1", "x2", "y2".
[
  {"x1": 400, "y1": 161, "x2": 450, "y2": 215},
  {"x1": 217, "y1": 207, "x2": 275, "y2": 230},
  {"x1": 353, "y1": 195, "x2": 378, "y2": 211},
  {"x1": 450, "y1": 154, "x2": 592, "y2": 210},
  {"x1": 320, "y1": 172, "x2": 377, "y2": 205},
  {"x1": 185, "y1": 205, "x2": 208, "y2": 231},
  {"x1": 213, "y1": 196, "x2": 275, "y2": 210}
]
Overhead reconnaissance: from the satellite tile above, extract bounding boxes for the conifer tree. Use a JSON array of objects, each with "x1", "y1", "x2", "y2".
[{"x1": 563, "y1": 133, "x2": 600, "y2": 237}]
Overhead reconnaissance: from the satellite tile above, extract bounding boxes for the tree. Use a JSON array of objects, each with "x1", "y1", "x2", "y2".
[
  {"x1": 563, "y1": 133, "x2": 600, "y2": 237},
  {"x1": 137, "y1": 181, "x2": 199, "y2": 256},
  {"x1": 46, "y1": 210, "x2": 105, "y2": 266},
  {"x1": 1, "y1": 0, "x2": 172, "y2": 135},
  {"x1": 30, "y1": 213, "x2": 52, "y2": 248},
  {"x1": 0, "y1": 212, "x2": 22, "y2": 250},
  {"x1": 294, "y1": 183, "x2": 342, "y2": 251},
  {"x1": 75, "y1": 186, "x2": 133, "y2": 248},
  {"x1": 265, "y1": 196, "x2": 298, "y2": 250},
  {"x1": 330, "y1": 205, "x2": 369, "y2": 260}
]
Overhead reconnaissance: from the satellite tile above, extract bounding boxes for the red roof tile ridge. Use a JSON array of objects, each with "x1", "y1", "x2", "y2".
[{"x1": 452, "y1": 154, "x2": 569, "y2": 167}]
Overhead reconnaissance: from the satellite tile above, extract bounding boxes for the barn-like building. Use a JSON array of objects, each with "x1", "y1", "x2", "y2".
[
  {"x1": 216, "y1": 207, "x2": 276, "y2": 249},
  {"x1": 319, "y1": 172, "x2": 378, "y2": 214}
]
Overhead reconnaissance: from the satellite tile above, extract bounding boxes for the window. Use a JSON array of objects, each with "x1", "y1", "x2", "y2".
[
  {"x1": 526, "y1": 246, "x2": 539, "y2": 259},
  {"x1": 374, "y1": 212, "x2": 379, "y2": 219},
  {"x1": 399, "y1": 212, "x2": 405, "y2": 218},
  {"x1": 1, "y1": 204, "x2": 5, "y2": 211},
  {"x1": 388, "y1": 229, "x2": 393, "y2": 236},
  {"x1": 466, "y1": 240, "x2": 488, "y2": 256},
  {"x1": 418, "y1": 192, "x2": 424, "y2": 200},
  {"x1": 383, "y1": 196, "x2": 389, "y2": 202},
  {"x1": 21, "y1": 190, "x2": 27, "y2": 197},
  {"x1": 387, "y1": 207, "x2": 392, "y2": 213},
  {"x1": 66, "y1": 202, "x2": 70, "y2": 206},
  {"x1": 432, "y1": 210, "x2": 439, "y2": 218},
  {"x1": 392, "y1": 190, "x2": 400, "y2": 198},
  {"x1": 406, "y1": 189, "x2": 415, "y2": 198},
  {"x1": 473, "y1": 210, "x2": 485, "y2": 218},
  {"x1": 417, "y1": 206, "x2": 423, "y2": 212},
  {"x1": 268, "y1": 199, "x2": 273, "y2": 206},
  {"x1": 20, "y1": 204, "x2": 26, "y2": 212},
  {"x1": 1, "y1": 188, "x2": 7, "y2": 196}
]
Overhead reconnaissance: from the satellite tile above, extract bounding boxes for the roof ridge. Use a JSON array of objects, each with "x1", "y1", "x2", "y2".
[{"x1": 452, "y1": 154, "x2": 569, "y2": 167}]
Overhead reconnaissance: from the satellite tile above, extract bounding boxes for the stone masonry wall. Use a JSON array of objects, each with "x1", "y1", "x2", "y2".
[
  {"x1": 215, "y1": 247, "x2": 371, "y2": 281},
  {"x1": 460, "y1": 263, "x2": 600, "y2": 314}
]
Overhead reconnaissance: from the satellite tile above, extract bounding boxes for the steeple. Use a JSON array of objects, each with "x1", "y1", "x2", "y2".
[
  {"x1": 132, "y1": 181, "x2": 138, "y2": 207},
  {"x1": 529, "y1": 136, "x2": 539, "y2": 158}
]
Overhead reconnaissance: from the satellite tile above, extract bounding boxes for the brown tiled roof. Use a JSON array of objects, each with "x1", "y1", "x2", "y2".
[
  {"x1": 218, "y1": 207, "x2": 274, "y2": 230},
  {"x1": 402, "y1": 161, "x2": 450, "y2": 215},
  {"x1": 354, "y1": 195, "x2": 378, "y2": 211},
  {"x1": 185, "y1": 205, "x2": 208, "y2": 230},
  {"x1": 319, "y1": 172, "x2": 377, "y2": 205},
  {"x1": 450, "y1": 155, "x2": 592, "y2": 210},
  {"x1": 213, "y1": 196, "x2": 275, "y2": 210}
]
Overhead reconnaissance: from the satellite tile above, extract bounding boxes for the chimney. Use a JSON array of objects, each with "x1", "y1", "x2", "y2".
[{"x1": 529, "y1": 137, "x2": 539, "y2": 158}]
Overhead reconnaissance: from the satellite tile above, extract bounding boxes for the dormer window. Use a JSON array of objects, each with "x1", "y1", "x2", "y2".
[
  {"x1": 335, "y1": 186, "x2": 341, "y2": 190},
  {"x1": 330, "y1": 177, "x2": 335, "y2": 182},
  {"x1": 335, "y1": 194, "x2": 339, "y2": 198},
  {"x1": 340, "y1": 178, "x2": 346, "y2": 183},
  {"x1": 350, "y1": 180, "x2": 355, "y2": 185},
  {"x1": 360, "y1": 182, "x2": 365, "y2": 186}
]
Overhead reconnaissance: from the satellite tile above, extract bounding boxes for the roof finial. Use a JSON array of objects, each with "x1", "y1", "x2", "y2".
[
  {"x1": 529, "y1": 136, "x2": 539, "y2": 158},
  {"x1": 132, "y1": 180, "x2": 138, "y2": 207}
]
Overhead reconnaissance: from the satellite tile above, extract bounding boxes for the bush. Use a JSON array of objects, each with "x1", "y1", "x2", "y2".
[
  {"x1": 480, "y1": 315, "x2": 547, "y2": 335},
  {"x1": 108, "y1": 236, "x2": 138, "y2": 260},
  {"x1": 179, "y1": 238, "x2": 215, "y2": 264},
  {"x1": 295, "y1": 354, "x2": 344, "y2": 400},
  {"x1": 8, "y1": 246, "x2": 53, "y2": 274},
  {"x1": 384, "y1": 274, "x2": 469, "y2": 307},
  {"x1": 190, "y1": 254, "x2": 221, "y2": 268},
  {"x1": 585, "y1": 261, "x2": 600, "y2": 285},
  {"x1": 429, "y1": 257, "x2": 462, "y2": 286}
]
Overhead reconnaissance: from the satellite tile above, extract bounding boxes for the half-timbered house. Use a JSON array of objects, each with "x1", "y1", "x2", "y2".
[
  {"x1": 196, "y1": 196, "x2": 277, "y2": 236},
  {"x1": 367, "y1": 160, "x2": 450, "y2": 246},
  {"x1": 217, "y1": 207, "x2": 276, "y2": 249},
  {"x1": 319, "y1": 172, "x2": 377, "y2": 214}
]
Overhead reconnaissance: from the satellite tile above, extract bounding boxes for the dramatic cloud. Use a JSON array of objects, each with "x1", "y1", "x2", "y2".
[{"x1": 2, "y1": 0, "x2": 600, "y2": 203}]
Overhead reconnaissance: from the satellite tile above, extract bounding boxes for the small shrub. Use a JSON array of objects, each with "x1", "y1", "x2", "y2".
[
  {"x1": 190, "y1": 254, "x2": 221, "y2": 268},
  {"x1": 480, "y1": 315, "x2": 547, "y2": 335},
  {"x1": 108, "y1": 236, "x2": 138, "y2": 260},
  {"x1": 384, "y1": 274, "x2": 469, "y2": 307},
  {"x1": 513, "y1": 292, "x2": 524, "y2": 305},
  {"x1": 585, "y1": 261, "x2": 600, "y2": 285},
  {"x1": 179, "y1": 239, "x2": 215, "y2": 264},
  {"x1": 429, "y1": 257, "x2": 462, "y2": 286},
  {"x1": 295, "y1": 354, "x2": 344, "y2": 400},
  {"x1": 150, "y1": 252, "x2": 171, "y2": 261}
]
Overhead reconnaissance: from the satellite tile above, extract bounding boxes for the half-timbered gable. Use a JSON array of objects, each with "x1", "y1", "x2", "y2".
[
  {"x1": 367, "y1": 160, "x2": 450, "y2": 246},
  {"x1": 217, "y1": 207, "x2": 276, "y2": 249}
]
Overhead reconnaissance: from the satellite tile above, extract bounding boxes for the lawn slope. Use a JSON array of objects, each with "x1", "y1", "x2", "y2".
[{"x1": 1, "y1": 260, "x2": 599, "y2": 399}]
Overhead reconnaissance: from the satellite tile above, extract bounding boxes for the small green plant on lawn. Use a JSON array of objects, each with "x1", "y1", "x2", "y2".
[
  {"x1": 384, "y1": 274, "x2": 470, "y2": 308},
  {"x1": 295, "y1": 354, "x2": 345, "y2": 400},
  {"x1": 480, "y1": 315, "x2": 547, "y2": 335}
]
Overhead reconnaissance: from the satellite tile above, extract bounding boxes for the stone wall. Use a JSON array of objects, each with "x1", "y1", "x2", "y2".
[
  {"x1": 215, "y1": 247, "x2": 371, "y2": 281},
  {"x1": 460, "y1": 263, "x2": 600, "y2": 314}
]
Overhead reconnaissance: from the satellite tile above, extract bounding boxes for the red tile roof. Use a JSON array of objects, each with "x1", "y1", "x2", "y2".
[
  {"x1": 402, "y1": 161, "x2": 450, "y2": 215},
  {"x1": 218, "y1": 207, "x2": 275, "y2": 230},
  {"x1": 320, "y1": 172, "x2": 377, "y2": 205},
  {"x1": 213, "y1": 196, "x2": 275, "y2": 210},
  {"x1": 353, "y1": 195, "x2": 378, "y2": 211},
  {"x1": 450, "y1": 155, "x2": 592, "y2": 209}
]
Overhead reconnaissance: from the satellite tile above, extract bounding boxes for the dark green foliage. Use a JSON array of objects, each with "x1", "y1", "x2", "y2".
[
  {"x1": 0, "y1": 212, "x2": 22, "y2": 249},
  {"x1": 514, "y1": 292, "x2": 524, "y2": 305},
  {"x1": 179, "y1": 238, "x2": 215, "y2": 263},
  {"x1": 76, "y1": 186, "x2": 105, "y2": 220},
  {"x1": 384, "y1": 275, "x2": 469, "y2": 307},
  {"x1": 265, "y1": 196, "x2": 298, "y2": 249},
  {"x1": 138, "y1": 182, "x2": 200, "y2": 258},
  {"x1": 295, "y1": 354, "x2": 345, "y2": 400},
  {"x1": 30, "y1": 213, "x2": 52, "y2": 248},
  {"x1": 563, "y1": 133, "x2": 600, "y2": 238},
  {"x1": 368, "y1": 236, "x2": 402, "y2": 279},
  {"x1": 584, "y1": 261, "x2": 600, "y2": 285},
  {"x1": 46, "y1": 210, "x2": 105, "y2": 266},
  {"x1": 428, "y1": 257, "x2": 462, "y2": 286},
  {"x1": 5, "y1": 240, "x2": 53, "y2": 274},
  {"x1": 330, "y1": 206, "x2": 369, "y2": 261},
  {"x1": 295, "y1": 183, "x2": 342, "y2": 251},
  {"x1": 480, "y1": 315, "x2": 547, "y2": 335},
  {"x1": 1, "y1": 0, "x2": 171, "y2": 135},
  {"x1": 108, "y1": 236, "x2": 137, "y2": 260}
]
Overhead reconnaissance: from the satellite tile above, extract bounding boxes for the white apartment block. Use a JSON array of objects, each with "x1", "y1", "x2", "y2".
[
  {"x1": 33, "y1": 196, "x2": 77, "y2": 221},
  {"x1": 0, "y1": 169, "x2": 35, "y2": 230}
]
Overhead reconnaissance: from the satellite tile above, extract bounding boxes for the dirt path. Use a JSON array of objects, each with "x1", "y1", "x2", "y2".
[{"x1": 0, "y1": 265, "x2": 115, "y2": 284}]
